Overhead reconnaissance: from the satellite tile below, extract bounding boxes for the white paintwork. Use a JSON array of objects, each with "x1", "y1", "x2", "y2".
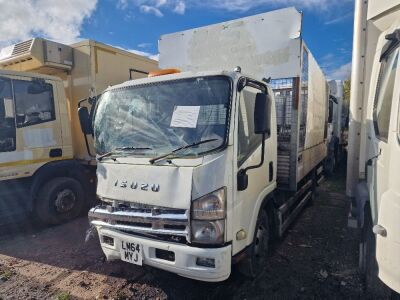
[
  {"x1": 303, "y1": 48, "x2": 328, "y2": 149},
  {"x1": 0, "y1": 45, "x2": 13, "y2": 61},
  {"x1": 159, "y1": 7, "x2": 302, "y2": 80},
  {"x1": 346, "y1": 0, "x2": 368, "y2": 197},
  {"x1": 376, "y1": 190, "x2": 400, "y2": 293},
  {"x1": 347, "y1": 0, "x2": 400, "y2": 293},
  {"x1": 23, "y1": 128, "x2": 56, "y2": 149},
  {"x1": 97, "y1": 162, "x2": 194, "y2": 209},
  {"x1": 373, "y1": 41, "x2": 400, "y2": 293},
  {"x1": 233, "y1": 85, "x2": 278, "y2": 253},
  {"x1": 367, "y1": 0, "x2": 400, "y2": 20},
  {"x1": 98, "y1": 228, "x2": 232, "y2": 282}
]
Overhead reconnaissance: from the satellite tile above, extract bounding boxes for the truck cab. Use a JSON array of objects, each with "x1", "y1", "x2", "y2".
[
  {"x1": 88, "y1": 70, "x2": 276, "y2": 281},
  {"x1": 347, "y1": 0, "x2": 400, "y2": 295},
  {"x1": 0, "y1": 38, "x2": 157, "y2": 225},
  {"x1": 87, "y1": 7, "x2": 328, "y2": 282},
  {"x1": 0, "y1": 70, "x2": 82, "y2": 223}
]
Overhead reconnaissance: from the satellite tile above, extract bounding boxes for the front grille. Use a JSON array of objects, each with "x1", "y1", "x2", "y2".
[{"x1": 89, "y1": 203, "x2": 190, "y2": 243}]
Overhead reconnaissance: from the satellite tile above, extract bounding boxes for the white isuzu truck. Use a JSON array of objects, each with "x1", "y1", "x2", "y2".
[
  {"x1": 84, "y1": 7, "x2": 328, "y2": 281},
  {"x1": 347, "y1": 0, "x2": 400, "y2": 296}
]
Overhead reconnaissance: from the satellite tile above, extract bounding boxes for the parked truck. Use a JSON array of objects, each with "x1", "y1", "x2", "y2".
[
  {"x1": 347, "y1": 0, "x2": 400, "y2": 296},
  {"x1": 325, "y1": 80, "x2": 345, "y2": 174},
  {"x1": 84, "y1": 7, "x2": 328, "y2": 281},
  {"x1": 0, "y1": 38, "x2": 157, "y2": 225}
]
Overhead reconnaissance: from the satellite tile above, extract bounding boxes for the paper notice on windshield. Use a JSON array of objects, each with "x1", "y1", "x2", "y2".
[{"x1": 170, "y1": 106, "x2": 200, "y2": 128}]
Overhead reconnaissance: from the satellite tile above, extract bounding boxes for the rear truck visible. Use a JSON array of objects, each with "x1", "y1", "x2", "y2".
[
  {"x1": 347, "y1": 0, "x2": 400, "y2": 296},
  {"x1": 85, "y1": 7, "x2": 328, "y2": 282},
  {"x1": 325, "y1": 80, "x2": 346, "y2": 175},
  {"x1": 0, "y1": 38, "x2": 158, "y2": 225}
]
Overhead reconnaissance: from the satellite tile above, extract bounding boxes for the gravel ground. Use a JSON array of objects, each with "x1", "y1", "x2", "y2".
[{"x1": 0, "y1": 170, "x2": 366, "y2": 299}]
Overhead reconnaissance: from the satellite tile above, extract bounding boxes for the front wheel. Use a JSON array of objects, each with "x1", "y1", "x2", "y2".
[
  {"x1": 34, "y1": 177, "x2": 85, "y2": 225},
  {"x1": 238, "y1": 209, "x2": 270, "y2": 278}
]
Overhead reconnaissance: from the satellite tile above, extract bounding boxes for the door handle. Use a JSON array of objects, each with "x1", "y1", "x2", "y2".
[
  {"x1": 49, "y1": 148, "x2": 62, "y2": 158},
  {"x1": 269, "y1": 162, "x2": 273, "y2": 182}
]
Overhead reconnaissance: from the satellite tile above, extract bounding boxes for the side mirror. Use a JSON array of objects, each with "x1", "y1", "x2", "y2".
[
  {"x1": 254, "y1": 93, "x2": 271, "y2": 135},
  {"x1": 78, "y1": 106, "x2": 93, "y2": 135}
]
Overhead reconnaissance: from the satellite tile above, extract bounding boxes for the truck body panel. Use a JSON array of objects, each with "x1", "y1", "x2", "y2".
[
  {"x1": 159, "y1": 7, "x2": 302, "y2": 80},
  {"x1": 159, "y1": 7, "x2": 327, "y2": 191}
]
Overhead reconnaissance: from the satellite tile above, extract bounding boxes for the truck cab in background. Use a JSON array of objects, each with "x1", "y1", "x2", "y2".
[
  {"x1": 326, "y1": 80, "x2": 346, "y2": 174},
  {"x1": 347, "y1": 0, "x2": 400, "y2": 295},
  {"x1": 0, "y1": 38, "x2": 157, "y2": 225}
]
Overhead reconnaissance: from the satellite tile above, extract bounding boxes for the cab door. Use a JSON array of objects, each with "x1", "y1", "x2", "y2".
[
  {"x1": 0, "y1": 75, "x2": 63, "y2": 180},
  {"x1": 369, "y1": 45, "x2": 399, "y2": 222},
  {"x1": 233, "y1": 83, "x2": 277, "y2": 254},
  {"x1": 368, "y1": 32, "x2": 400, "y2": 292}
]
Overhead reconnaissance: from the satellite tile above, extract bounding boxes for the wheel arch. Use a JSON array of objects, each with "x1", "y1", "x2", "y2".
[
  {"x1": 245, "y1": 188, "x2": 276, "y2": 246},
  {"x1": 354, "y1": 180, "x2": 370, "y2": 229}
]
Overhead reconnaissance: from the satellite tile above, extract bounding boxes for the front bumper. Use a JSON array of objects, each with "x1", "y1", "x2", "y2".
[{"x1": 96, "y1": 227, "x2": 232, "y2": 282}]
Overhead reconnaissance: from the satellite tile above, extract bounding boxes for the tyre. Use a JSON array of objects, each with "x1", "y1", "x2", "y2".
[
  {"x1": 238, "y1": 209, "x2": 270, "y2": 278},
  {"x1": 34, "y1": 177, "x2": 85, "y2": 225},
  {"x1": 360, "y1": 207, "x2": 392, "y2": 298}
]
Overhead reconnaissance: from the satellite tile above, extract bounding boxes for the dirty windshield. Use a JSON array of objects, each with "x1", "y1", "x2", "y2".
[{"x1": 93, "y1": 76, "x2": 231, "y2": 157}]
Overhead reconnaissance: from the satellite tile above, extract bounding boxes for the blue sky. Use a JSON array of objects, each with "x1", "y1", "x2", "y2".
[{"x1": 0, "y1": 0, "x2": 354, "y2": 79}]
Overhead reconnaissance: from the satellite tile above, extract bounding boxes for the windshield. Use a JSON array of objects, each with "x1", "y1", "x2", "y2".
[{"x1": 93, "y1": 76, "x2": 232, "y2": 158}]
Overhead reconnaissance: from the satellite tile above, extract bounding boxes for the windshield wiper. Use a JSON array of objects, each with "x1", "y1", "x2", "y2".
[
  {"x1": 149, "y1": 139, "x2": 218, "y2": 165},
  {"x1": 97, "y1": 147, "x2": 152, "y2": 161}
]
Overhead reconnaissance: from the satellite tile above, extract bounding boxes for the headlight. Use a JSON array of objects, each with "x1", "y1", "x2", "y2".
[
  {"x1": 191, "y1": 220, "x2": 225, "y2": 244},
  {"x1": 191, "y1": 188, "x2": 226, "y2": 244},
  {"x1": 191, "y1": 188, "x2": 226, "y2": 220}
]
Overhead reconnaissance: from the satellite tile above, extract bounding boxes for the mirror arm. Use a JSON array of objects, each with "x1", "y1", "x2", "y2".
[{"x1": 243, "y1": 133, "x2": 266, "y2": 174}]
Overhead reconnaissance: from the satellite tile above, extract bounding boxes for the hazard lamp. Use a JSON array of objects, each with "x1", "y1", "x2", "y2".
[{"x1": 148, "y1": 68, "x2": 181, "y2": 77}]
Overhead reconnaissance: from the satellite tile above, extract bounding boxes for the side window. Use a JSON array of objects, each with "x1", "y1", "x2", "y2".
[
  {"x1": 13, "y1": 79, "x2": 55, "y2": 127},
  {"x1": 373, "y1": 49, "x2": 399, "y2": 142},
  {"x1": 0, "y1": 77, "x2": 16, "y2": 152},
  {"x1": 237, "y1": 87, "x2": 262, "y2": 167}
]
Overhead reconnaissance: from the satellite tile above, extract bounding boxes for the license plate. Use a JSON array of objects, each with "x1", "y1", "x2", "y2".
[{"x1": 120, "y1": 240, "x2": 143, "y2": 266}]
